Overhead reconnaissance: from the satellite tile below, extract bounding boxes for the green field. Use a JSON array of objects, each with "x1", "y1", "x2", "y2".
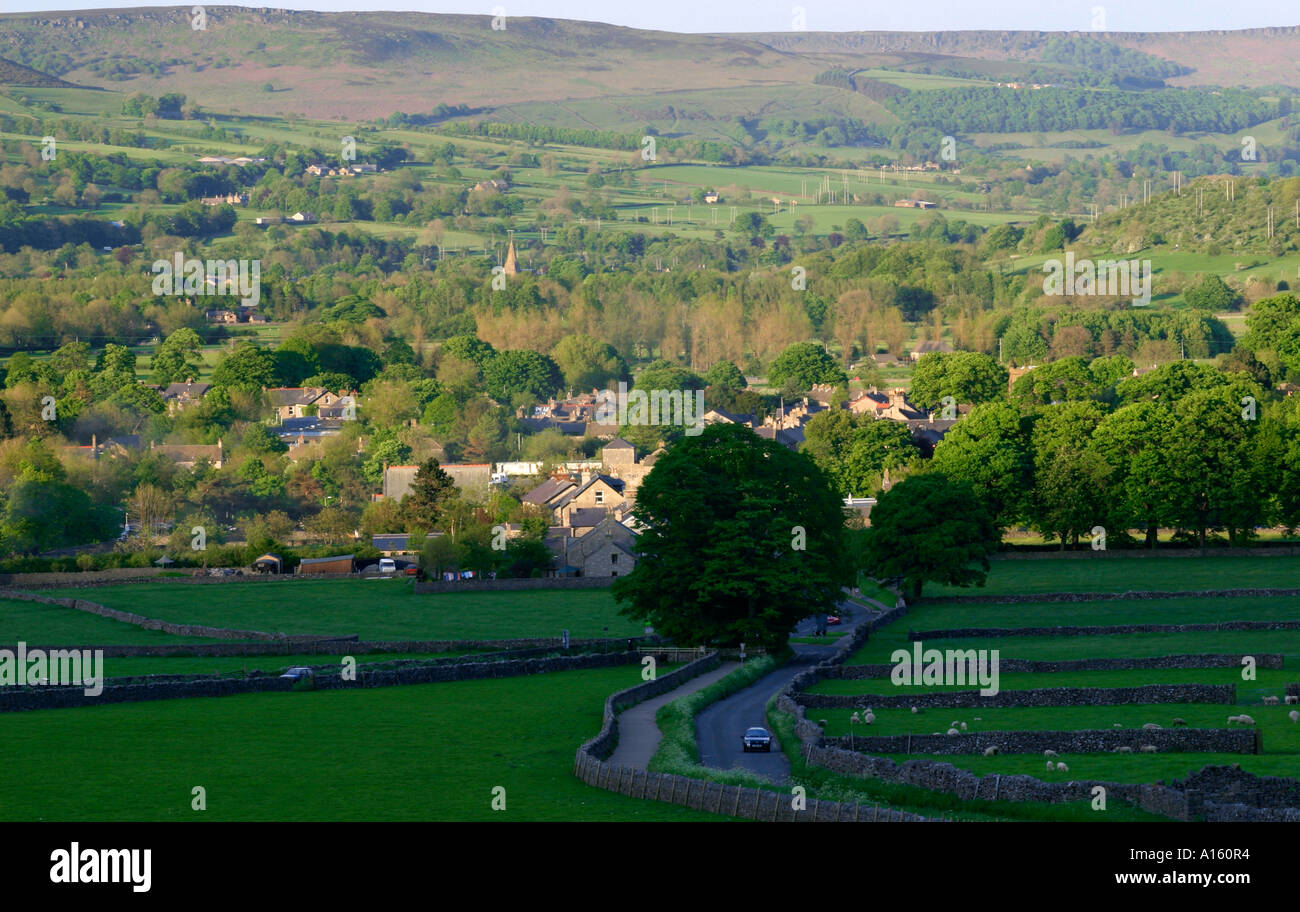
[
  {"x1": 0, "y1": 597, "x2": 219, "y2": 645},
  {"x1": 924, "y1": 554, "x2": 1300, "y2": 597},
  {"x1": 0, "y1": 663, "x2": 721, "y2": 821},
  {"x1": 805, "y1": 557, "x2": 1300, "y2": 792},
  {"x1": 49, "y1": 581, "x2": 644, "y2": 641}
]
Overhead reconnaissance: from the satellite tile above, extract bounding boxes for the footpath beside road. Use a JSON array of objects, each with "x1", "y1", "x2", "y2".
[{"x1": 606, "y1": 661, "x2": 738, "y2": 769}]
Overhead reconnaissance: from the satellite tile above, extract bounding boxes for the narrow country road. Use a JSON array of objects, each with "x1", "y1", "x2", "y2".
[{"x1": 695, "y1": 598, "x2": 881, "y2": 783}]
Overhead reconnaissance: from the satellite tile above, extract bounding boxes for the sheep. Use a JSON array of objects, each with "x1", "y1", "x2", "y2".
[
  {"x1": 1114, "y1": 746, "x2": 1133, "y2": 753},
  {"x1": 1113, "y1": 723, "x2": 1123, "y2": 728},
  {"x1": 1139, "y1": 745, "x2": 1157, "y2": 753},
  {"x1": 1290, "y1": 710, "x2": 1299, "y2": 723},
  {"x1": 951, "y1": 720, "x2": 960, "y2": 728},
  {"x1": 864, "y1": 712, "x2": 876, "y2": 724},
  {"x1": 1056, "y1": 762, "x2": 1069, "y2": 773},
  {"x1": 946, "y1": 727, "x2": 960, "y2": 736},
  {"x1": 1263, "y1": 696, "x2": 1280, "y2": 706},
  {"x1": 973, "y1": 717, "x2": 982, "y2": 722},
  {"x1": 1171, "y1": 718, "x2": 1187, "y2": 726},
  {"x1": 911, "y1": 706, "x2": 920, "y2": 714},
  {"x1": 1141, "y1": 723, "x2": 1162, "y2": 731},
  {"x1": 1235, "y1": 714, "x2": 1257, "y2": 726},
  {"x1": 982, "y1": 745, "x2": 999, "y2": 757},
  {"x1": 1046, "y1": 760, "x2": 1055, "y2": 772},
  {"x1": 959, "y1": 722, "x2": 968, "y2": 731},
  {"x1": 850, "y1": 711, "x2": 861, "y2": 724},
  {"x1": 1044, "y1": 749, "x2": 1058, "y2": 758},
  {"x1": 1285, "y1": 696, "x2": 1299, "y2": 705}
]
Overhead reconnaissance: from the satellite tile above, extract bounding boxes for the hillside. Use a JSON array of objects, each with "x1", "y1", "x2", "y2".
[
  {"x1": 0, "y1": 9, "x2": 1298, "y2": 123},
  {"x1": 0, "y1": 55, "x2": 82, "y2": 88}
]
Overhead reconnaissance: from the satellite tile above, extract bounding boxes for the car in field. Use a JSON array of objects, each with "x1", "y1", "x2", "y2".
[
  {"x1": 279, "y1": 666, "x2": 314, "y2": 682},
  {"x1": 741, "y1": 726, "x2": 772, "y2": 752}
]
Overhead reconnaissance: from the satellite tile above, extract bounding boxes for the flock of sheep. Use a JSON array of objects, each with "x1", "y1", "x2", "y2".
[{"x1": 837, "y1": 695, "x2": 1300, "y2": 771}]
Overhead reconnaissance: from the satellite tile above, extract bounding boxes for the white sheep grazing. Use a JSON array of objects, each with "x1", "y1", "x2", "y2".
[
  {"x1": 1046, "y1": 760, "x2": 1055, "y2": 772},
  {"x1": 1114, "y1": 746, "x2": 1133, "y2": 753},
  {"x1": 1263, "y1": 696, "x2": 1280, "y2": 706},
  {"x1": 1285, "y1": 695, "x2": 1299, "y2": 705},
  {"x1": 1139, "y1": 745, "x2": 1157, "y2": 753},
  {"x1": 1289, "y1": 710, "x2": 1299, "y2": 723},
  {"x1": 973, "y1": 717, "x2": 982, "y2": 722},
  {"x1": 1113, "y1": 723, "x2": 1122, "y2": 728},
  {"x1": 946, "y1": 727, "x2": 960, "y2": 736},
  {"x1": 864, "y1": 712, "x2": 876, "y2": 724},
  {"x1": 1142, "y1": 723, "x2": 1161, "y2": 730},
  {"x1": 1056, "y1": 762, "x2": 1069, "y2": 773},
  {"x1": 850, "y1": 712, "x2": 861, "y2": 724},
  {"x1": 1044, "y1": 749, "x2": 1058, "y2": 758},
  {"x1": 1237, "y1": 714, "x2": 1256, "y2": 725},
  {"x1": 911, "y1": 706, "x2": 920, "y2": 714},
  {"x1": 983, "y1": 745, "x2": 999, "y2": 757},
  {"x1": 960, "y1": 722, "x2": 968, "y2": 731}
]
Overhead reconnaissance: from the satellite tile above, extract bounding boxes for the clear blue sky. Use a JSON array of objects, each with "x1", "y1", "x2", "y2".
[{"x1": 6, "y1": 2, "x2": 1297, "y2": 34}]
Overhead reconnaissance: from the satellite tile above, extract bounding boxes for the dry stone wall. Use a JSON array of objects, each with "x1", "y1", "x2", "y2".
[
  {"x1": 0, "y1": 650, "x2": 644, "y2": 712},
  {"x1": 909, "y1": 619, "x2": 1300, "y2": 640},
  {"x1": 824, "y1": 727, "x2": 1260, "y2": 755},
  {"x1": 833, "y1": 654, "x2": 1282, "y2": 678},
  {"x1": 797, "y1": 683, "x2": 1235, "y2": 709}
]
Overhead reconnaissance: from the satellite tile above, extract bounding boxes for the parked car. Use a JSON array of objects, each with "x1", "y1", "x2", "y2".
[
  {"x1": 827, "y1": 615, "x2": 841, "y2": 626},
  {"x1": 378, "y1": 558, "x2": 396, "y2": 574},
  {"x1": 404, "y1": 566, "x2": 419, "y2": 576},
  {"x1": 280, "y1": 667, "x2": 314, "y2": 682},
  {"x1": 742, "y1": 726, "x2": 772, "y2": 752}
]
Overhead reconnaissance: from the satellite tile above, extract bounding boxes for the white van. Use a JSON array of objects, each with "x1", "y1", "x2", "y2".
[{"x1": 378, "y1": 558, "x2": 396, "y2": 574}]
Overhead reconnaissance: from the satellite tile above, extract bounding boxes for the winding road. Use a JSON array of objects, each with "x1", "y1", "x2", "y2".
[{"x1": 694, "y1": 597, "x2": 885, "y2": 783}]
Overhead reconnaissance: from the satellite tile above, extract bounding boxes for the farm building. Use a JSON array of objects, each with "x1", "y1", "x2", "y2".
[{"x1": 297, "y1": 554, "x2": 355, "y2": 575}]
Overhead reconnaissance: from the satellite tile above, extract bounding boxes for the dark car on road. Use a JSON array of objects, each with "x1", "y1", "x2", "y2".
[{"x1": 742, "y1": 726, "x2": 772, "y2": 752}]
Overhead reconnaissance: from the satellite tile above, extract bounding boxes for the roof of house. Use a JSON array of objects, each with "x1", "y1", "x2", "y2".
[
  {"x1": 266, "y1": 387, "x2": 327, "y2": 407},
  {"x1": 162, "y1": 381, "x2": 211, "y2": 399},
  {"x1": 274, "y1": 417, "x2": 344, "y2": 438},
  {"x1": 299, "y1": 554, "x2": 354, "y2": 566},
  {"x1": 372, "y1": 534, "x2": 412, "y2": 551},
  {"x1": 566, "y1": 507, "x2": 614, "y2": 528},
  {"x1": 523, "y1": 477, "x2": 576, "y2": 506},
  {"x1": 604, "y1": 437, "x2": 634, "y2": 450},
  {"x1": 553, "y1": 474, "x2": 626, "y2": 509}
]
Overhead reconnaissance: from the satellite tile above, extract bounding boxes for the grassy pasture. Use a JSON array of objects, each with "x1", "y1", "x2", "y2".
[
  {"x1": 924, "y1": 554, "x2": 1300, "y2": 597},
  {"x1": 814, "y1": 556, "x2": 1300, "y2": 792},
  {"x1": 0, "y1": 664, "x2": 721, "y2": 821},
  {"x1": 0, "y1": 596, "x2": 218, "y2": 646},
  {"x1": 50, "y1": 580, "x2": 644, "y2": 641}
]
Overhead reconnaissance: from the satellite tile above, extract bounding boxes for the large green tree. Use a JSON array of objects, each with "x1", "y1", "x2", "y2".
[
  {"x1": 858, "y1": 472, "x2": 999, "y2": 599},
  {"x1": 909, "y1": 350, "x2": 1008, "y2": 412},
  {"x1": 612, "y1": 423, "x2": 851, "y2": 649}
]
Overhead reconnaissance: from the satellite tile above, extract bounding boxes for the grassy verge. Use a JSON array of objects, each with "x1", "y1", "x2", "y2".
[{"x1": 648, "y1": 652, "x2": 789, "y2": 787}]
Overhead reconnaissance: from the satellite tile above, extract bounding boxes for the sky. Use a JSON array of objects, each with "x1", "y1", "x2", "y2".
[{"x1": 6, "y1": 1, "x2": 1298, "y2": 34}]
